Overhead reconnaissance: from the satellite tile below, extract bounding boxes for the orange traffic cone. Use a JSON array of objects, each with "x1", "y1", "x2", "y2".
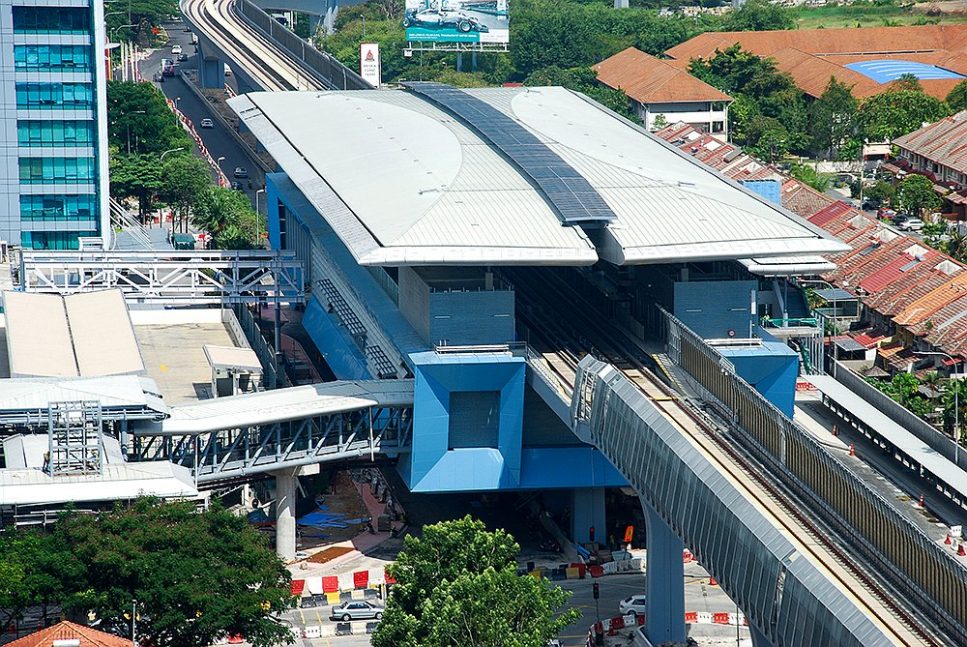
[
  {"x1": 709, "y1": 576, "x2": 718, "y2": 586},
  {"x1": 919, "y1": 494, "x2": 925, "y2": 509},
  {"x1": 945, "y1": 534, "x2": 952, "y2": 545},
  {"x1": 959, "y1": 543, "x2": 967, "y2": 557},
  {"x1": 849, "y1": 443, "x2": 855, "y2": 457},
  {"x1": 832, "y1": 424, "x2": 838, "y2": 436}
]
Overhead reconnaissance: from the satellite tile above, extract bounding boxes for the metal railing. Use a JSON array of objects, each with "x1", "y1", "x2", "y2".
[
  {"x1": 109, "y1": 197, "x2": 153, "y2": 250},
  {"x1": 235, "y1": 0, "x2": 370, "y2": 91},
  {"x1": 659, "y1": 308, "x2": 967, "y2": 644},
  {"x1": 232, "y1": 303, "x2": 289, "y2": 389}
]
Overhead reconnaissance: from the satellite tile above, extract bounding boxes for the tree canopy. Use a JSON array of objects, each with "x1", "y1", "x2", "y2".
[
  {"x1": 0, "y1": 499, "x2": 293, "y2": 647},
  {"x1": 372, "y1": 516, "x2": 579, "y2": 647},
  {"x1": 857, "y1": 85, "x2": 950, "y2": 141},
  {"x1": 193, "y1": 186, "x2": 266, "y2": 249},
  {"x1": 947, "y1": 80, "x2": 967, "y2": 113},
  {"x1": 808, "y1": 77, "x2": 859, "y2": 160},
  {"x1": 107, "y1": 81, "x2": 192, "y2": 155},
  {"x1": 894, "y1": 173, "x2": 941, "y2": 217}
]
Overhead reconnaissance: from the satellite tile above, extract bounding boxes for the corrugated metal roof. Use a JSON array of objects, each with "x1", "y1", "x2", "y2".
[
  {"x1": 0, "y1": 375, "x2": 160, "y2": 412},
  {"x1": 894, "y1": 111, "x2": 967, "y2": 175},
  {"x1": 162, "y1": 380, "x2": 414, "y2": 434},
  {"x1": 230, "y1": 87, "x2": 847, "y2": 266}
]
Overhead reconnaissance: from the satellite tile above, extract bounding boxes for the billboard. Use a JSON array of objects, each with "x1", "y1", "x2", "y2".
[
  {"x1": 404, "y1": 0, "x2": 509, "y2": 45},
  {"x1": 360, "y1": 43, "x2": 381, "y2": 87}
]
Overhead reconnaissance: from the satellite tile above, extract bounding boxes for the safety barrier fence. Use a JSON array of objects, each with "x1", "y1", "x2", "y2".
[
  {"x1": 658, "y1": 308, "x2": 967, "y2": 643},
  {"x1": 232, "y1": 303, "x2": 289, "y2": 389},
  {"x1": 166, "y1": 97, "x2": 231, "y2": 188},
  {"x1": 235, "y1": 0, "x2": 370, "y2": 91},
  {"x1": 585, "y1": 610, "x2": 750, "y2": 645},
  {"x1": 829, "y1": 359, "x2": 967, "y2": 472}
]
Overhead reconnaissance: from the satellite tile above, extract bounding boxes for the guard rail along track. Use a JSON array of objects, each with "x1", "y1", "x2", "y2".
[
  {"x1": 657, "y1": 307, "x2": 967, "y2": 644},
  {"x1": 234, "y1": 0, "x2": 370, "y2": 90}
]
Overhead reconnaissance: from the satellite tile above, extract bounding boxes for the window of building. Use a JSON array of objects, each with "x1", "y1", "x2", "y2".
[
  {"x1": 21, "y1": 231, "x2": 94, "y2": 250},
  {"x1": 19, "y1": 157, "x2": 95, "y2": 184},
  {"x1": 20, "y1": 194, "x2": 96, "y2": 221},
  {"x1": 448, "y1": 391, "x2": 500, "y2": 449},
  {"x1": 711, "y1": 121, "x2": 724, "y2": 133},
  {"x1": 14, "y1": 45, "x2": 92, "y2": 72},
  {"x1": 16, "y1": 83, "x2": 94, "y2": 110},
  {"x1": 17, "y1": 121, "x2": 95, "y2": 147},
  {"x1": 12, "y1": 6, "x2": 91, "y2": 34}
]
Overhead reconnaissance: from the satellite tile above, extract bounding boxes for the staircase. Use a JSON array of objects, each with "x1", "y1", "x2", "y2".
[{"x1": 109, "y1": 197, "x2": 153, "y2": 250}]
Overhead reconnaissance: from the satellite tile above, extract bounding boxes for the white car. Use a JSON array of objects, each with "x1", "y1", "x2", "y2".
[
  {"x1": 619, "y1": 594, "x2": 647, "y2": 617},
  {"x1": 171, "y1": 44, "x2": 183, "y2": 55},
  {"x1": 200, "y1": 118, "x2": 214, "y2": 128},
  {"x1": 900, "y1": 218, "x2": 925, "y2": 232}
]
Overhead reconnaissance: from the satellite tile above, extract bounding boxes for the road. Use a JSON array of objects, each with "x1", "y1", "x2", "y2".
[{"x1": 136, "y1": 20, "x2": 265, "y2": 209}]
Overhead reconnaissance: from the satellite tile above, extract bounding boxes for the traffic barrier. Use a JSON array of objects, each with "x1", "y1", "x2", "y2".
[
  {"x1": 849, "y1": 443, "x2": 855, "y2": 456},
  {"x1": 322, "y1": 576, "x2": 339, "y2": 593},
  {"x1": 685, "y1": 611, "x2": 698, "y2": 623},
  {"x1": 589, "y1": 565, "x2": 605, "y2": 578},
  {"x1": 959, "y1": 543, "x2": 966, "y2": 557},
  {"x1": 713, "y1": 612, "x2": 730, "y2": 625},
  {"x1": 353, "y1": 570, "x2": 369, "y2": 589},
  {"x1": 337, "y1": 572, "x2": 354, "y2": 592},
  {"x1": 682, "y1": 548, "x2": 694, "y2": 563},
  {"x1": 325, "y1": 592, "x2": 340, "y2": 605},
  {"x1": 565, "y1": 567, "x2": 582, "y2": 580},
  {"x1": 290, "y1": 579, "x2": 305, "y2": 596},
  {"x1": 303, "y1": 625, "x2": 321, "y2": 639},
  {"x1": 919, "y1": 494, "x2": 925, "y2": 509},
  {"x1": 708, "y1": 576, "x2": 718, "y2": 586}
]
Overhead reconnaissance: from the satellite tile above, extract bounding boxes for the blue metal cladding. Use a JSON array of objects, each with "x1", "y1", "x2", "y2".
[{"x1": 403, "y1": 82, "x2": 616, "y2": 225}]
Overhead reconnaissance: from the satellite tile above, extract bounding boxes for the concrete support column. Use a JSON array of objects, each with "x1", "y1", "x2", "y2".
[
  {"x1": 643, "y1": 502, "x2": 686, "y2": 645},
  {"x1": 750, "y1": 622, "x2": 772, "y2": 647},
  {"x1": 571, "y1": 487, "x2": 606, "y2": 545},
  {"x1": 199, "y1": 46, "x2": 224, "y2": 89},
  {"x1": 274, "y1": 469, "x2": 297, "y2": 561}
]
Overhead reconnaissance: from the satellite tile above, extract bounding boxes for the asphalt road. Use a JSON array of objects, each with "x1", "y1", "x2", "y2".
[{"x1": 137, "y1": 21, "x2": 265, "y2": 208}]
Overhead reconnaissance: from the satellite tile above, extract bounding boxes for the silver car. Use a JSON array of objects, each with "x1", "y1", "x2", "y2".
[{"x1": 330, "y1": 600, "x2": 384, "y2": 622}]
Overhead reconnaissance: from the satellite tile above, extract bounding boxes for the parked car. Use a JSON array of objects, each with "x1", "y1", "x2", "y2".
[
  {"x1": 900, "y1": 218, "x2": 925, "y2": 232},
  {"x1": 177, "y1": 52, "x2": 189, "y2": 62},
  {"x1": 230, "y1": 181, "x2": 243, "y2": 190},
  {"x1": 171, "y1": 44, "x2": 183, "y2": 55},
  {"x1": 233, "y1": 167, "x2": 249, "y2": 179},
  {"x1": 200, "y1": 118, "x2": 214, "y2": 128},
  {"x1": 329, "y1": 600, "x2": 383, "y2": 622},
  {"x1": 619, "y1": 594, "x2": 647, "y2": 617},
  {"x1": 861, "y1": 198, "x2": 881, "y2": 211}
]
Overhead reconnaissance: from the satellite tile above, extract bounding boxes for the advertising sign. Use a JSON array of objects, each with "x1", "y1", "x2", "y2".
[
  {"x1": 404, "y1": 0, "x2": 509, "y2": 45},
  {"x1": 359, "y1": 43, "x2": 381, "y2": 87}
]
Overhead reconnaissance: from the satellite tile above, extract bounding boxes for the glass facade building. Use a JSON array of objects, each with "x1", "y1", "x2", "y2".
[{"x1": 1, "y1": 0, "x2": 109, "y2": 249}]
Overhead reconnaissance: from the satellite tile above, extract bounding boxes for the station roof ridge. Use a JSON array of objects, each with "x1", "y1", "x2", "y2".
[{"x1": 230, "y1": 85, "x2": 846, "y2": 267}]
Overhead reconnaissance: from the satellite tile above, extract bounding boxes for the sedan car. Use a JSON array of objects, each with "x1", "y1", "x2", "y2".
[
  {"x1": 200, "y1": 118, "x2": 214, "y2": 128},
  {"x1": 177, "y1": 52, "x2": 189, "y2": 62},
  {"x1": 619, "y1": 594, "x2": 647, "y2": 617},
  {"x1": 171, "y1": 44, "x2": 183, "y2": 55},
  {"x1": 403, "y1": 8, "x2": 489, "y2": 33},
  {"x1": 329, "y1": 600, "x2": 383, "y2": 622},
  {"x1": 233, "y1": 167, "x2": 249, "y2": 179},
  {"x1": 900, "y1": 218, "x2": 925, "y2": 232}
]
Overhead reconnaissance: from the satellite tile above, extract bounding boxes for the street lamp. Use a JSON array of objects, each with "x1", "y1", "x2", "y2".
[
  {"x1": 914, "y1": 350, "x2": 963, "y2": 462},
  {"x1": 160, "y1": 147, "x2": 184, "y2": 161},
  {"x1": 175, "y1": 96, "x2": 181, "y2": 111},
  {"x1": 256, "y1": 188, "x2": 266, "y2": 246}
]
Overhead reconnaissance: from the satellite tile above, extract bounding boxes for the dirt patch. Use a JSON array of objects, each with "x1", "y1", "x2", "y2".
[{"x1": 306, "y1": 545, "x2": 355, "y2": 564}]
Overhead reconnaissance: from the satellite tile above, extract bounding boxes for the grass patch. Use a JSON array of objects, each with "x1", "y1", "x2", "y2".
[{"x1": 793, "y1": 2, "x2": 967, "y2": 30}]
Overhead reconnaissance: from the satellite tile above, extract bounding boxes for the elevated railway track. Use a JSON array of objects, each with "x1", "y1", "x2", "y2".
[{"x1": 506, "y1": 267, "x2": 963, "y2": 646}]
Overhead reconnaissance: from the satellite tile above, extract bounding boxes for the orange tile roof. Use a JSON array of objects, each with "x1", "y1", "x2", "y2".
[
  {"x1": 6, "y1": 621, "x2": 132, "y2": 647},
  {"x1": 894, "y1": 271, "x2": 967, "y2": 326},
  {"x1": 664, "y1": 24, "x2": 967, "y2": 100},
  {"x1": 594, "y1": 48, "x2": 732, "y2": 104}
]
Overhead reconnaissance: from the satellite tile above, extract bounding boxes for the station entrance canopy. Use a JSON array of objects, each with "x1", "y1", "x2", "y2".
[{"x1": 230, "y1": 85, "x2": 847, "y2": 266}]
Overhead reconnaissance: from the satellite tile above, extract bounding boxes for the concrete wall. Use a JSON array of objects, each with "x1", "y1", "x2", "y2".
[
  {"x1": 674, "y1": 280, "x2": 756, "y2": 339},
  {"x1": 398, "y1": 267, "x2": 431, "y2": 342}
]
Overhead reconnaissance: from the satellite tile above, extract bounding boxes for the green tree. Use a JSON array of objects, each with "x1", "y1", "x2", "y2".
[
  {"x1": 107, "y1": 81, "x2": 192, "y2": 155},
  {"x1": 790, "y1": 163, "x2": 832, "y2": 192},
  {"x1": 865, "y1": 179, "x2": 895, "y2": 204},
  {"x1": 52, "y1": 499, "x2": 293, "y2": 647},
  {"x1": 895, "y1": 173, "x2": 941, "y2": 217},
  {"x1": 110, "y1": 153, "x2": 165, "y2": 221},
  {"x1": 857, "y1": 86, "x2": 950, "y2": 141},
  {"x1": 946, "y1": 79, "x2": 967, "y2": 112},
  {"x1": 161, "y1": 154, "x2": 212, "y2": 228},
  {"x1": 809, "y1": 77, "x2": 859, "y2": 159},
  {"x1": 747, "y1": 115, "x2": 790, "y2": 161},
  {"x1": 0, "y1": 530, "x2": 80, "y2": 630},
  {"x1": 724, "y1": 0, "x2": 794, "y2": 31},
  {"x1": 921, "y1": 219, "x2": 948, "y2": 248},
  {"x1": 193, "y1": 186, "x2": 266, "y2": 249},
  {"x1": 372, "y1": 516, "x2": 579, "y2": 647}
]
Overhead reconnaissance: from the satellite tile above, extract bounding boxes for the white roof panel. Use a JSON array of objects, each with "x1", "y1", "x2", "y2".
[
  {"x1": 0, "y1": 375, "x2": 160, "y2": 411},
  {"x1": 228, "y1": 92, "x2": 598, "y2": 266},
  {"x1": 4, "y1": 291, "x2": 75, "y2": 378},
  {"x1": 204, "y1": 344, "x2": 262, "y2": 372},
  {"x1": 66, "y1": 290, "x2": 144, "y2": 376},
  {"x1": 162, "y1": 379, "x2": 413, "y2": 434}
]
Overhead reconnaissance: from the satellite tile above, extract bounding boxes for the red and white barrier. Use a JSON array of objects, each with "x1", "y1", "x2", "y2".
[{"x1": 292, "y1": 566, "x2": 393, "y2": 598}]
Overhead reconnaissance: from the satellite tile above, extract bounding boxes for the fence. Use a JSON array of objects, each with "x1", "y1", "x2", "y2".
[
  {"x1": 829, "y1": 359, "x2": 967, "y2": 473},
  {"x1": 232, "y1": 303, "x2": 290, "y2": 389},
  {"x1": 659, "y1": 308, "x2": 967, "y2": 644},
  {"x1": 235, "y1": 0, "x2": 370, "y2": 91}
]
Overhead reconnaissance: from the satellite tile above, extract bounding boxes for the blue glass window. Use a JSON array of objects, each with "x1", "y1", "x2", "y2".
[
  {"x1": 16, "y1": 83, "x2": 94, "y2": 110},
  {"x1": 19, "y1": 158, "x2": 96, "y2": 184},
  {"x1": 13, "y1": 6, "x2": 91, "y2": 34},
  {"x1": 20, "y1": 194, "x2": 96, "y2": 221},
  {"x1": 18, "y1": 121, "x2": 95, "y2": 147},
  {"x1": 14, "y1": 45, "x2": 91, "y2": 72},
  {"x1": 21, "y1": 231, "x2": 95, "y2": 250}
]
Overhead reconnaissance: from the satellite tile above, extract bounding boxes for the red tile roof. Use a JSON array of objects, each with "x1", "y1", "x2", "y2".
[
  {"x1": 894, "y1": 111, "x2": 967, "y2": 176},
  {"x1": 6, "y1": 621, "x2": 132, "y2": 647},
  {"x1": 593, "y1": 48, "x2": 733, "y2": 104},
  {"x1": 851, "y1": 331, "x2": 887, "y2": 348},
  {"x1": 807, "y1": 201, "x2": 854, "y2": 227},
  {"x1": 858, "y1": 253, "x2": 918, "y2": 294}
]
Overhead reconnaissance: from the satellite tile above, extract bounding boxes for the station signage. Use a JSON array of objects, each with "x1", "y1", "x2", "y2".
[{"x1": 359, "y1": 43, "x2": 381, "y2": 87}]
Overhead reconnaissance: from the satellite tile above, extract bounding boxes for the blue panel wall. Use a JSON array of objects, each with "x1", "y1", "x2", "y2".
[
  {"x1": 674, "y1": 280, "x2": 756, "y2": 339},
  {"x1": 302, "y1": 296, "x2": 371, "y2": 380},
  {"x1": 428, "y1": 290, "x2": 516, "y2": 346},
  {"x1": 720, "y1": 337, "x2": 798, "y2": 417}
]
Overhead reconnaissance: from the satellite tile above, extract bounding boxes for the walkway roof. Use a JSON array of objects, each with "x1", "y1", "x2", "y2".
[
  {"x1": 230, "y1": 86, "x2": 846, "y2": 266},
  {"x1": 161, "y1": 380, "x2": 414, "y2": 434}
]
